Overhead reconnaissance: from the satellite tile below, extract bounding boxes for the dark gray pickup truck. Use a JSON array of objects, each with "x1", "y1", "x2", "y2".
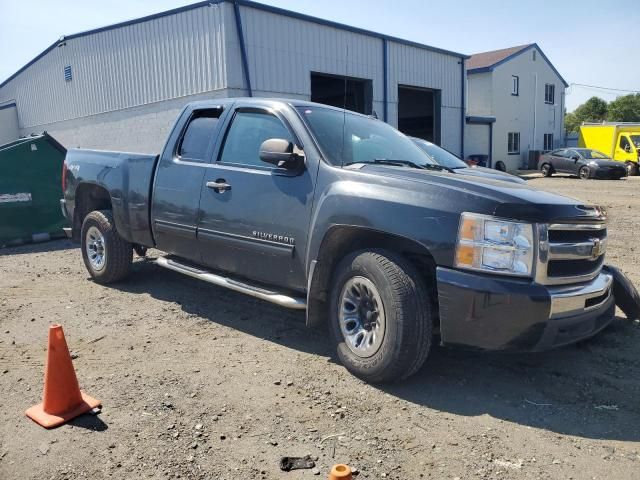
[{"x1": 61, "y1": 98, "x2": 639, "y2": 383}]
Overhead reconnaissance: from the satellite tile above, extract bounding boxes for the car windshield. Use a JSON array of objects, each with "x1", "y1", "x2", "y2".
[
  {"x1": 579, "y1": 149, "x2": 609, "y2": 159},
  {"x1": 296, "y1": 106, "x2": 436, "y2": 167},
  {"x1": 411, "y1": 138, "x2": 468, "y2": 169},
  {"x1": 631, "y1": 135, "x2": 640, "y2": 148}
]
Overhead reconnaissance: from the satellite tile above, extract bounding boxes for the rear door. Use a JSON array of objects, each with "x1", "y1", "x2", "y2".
[
  {"x1": 151, "y1": 106, "x2": 227, "y2": 262},
  {"x1": 196, "y1": 102, "x2": 318, "y2": 291},
  {"x1": 549, "y1": 149, "x2": 567, "y2": 172}
]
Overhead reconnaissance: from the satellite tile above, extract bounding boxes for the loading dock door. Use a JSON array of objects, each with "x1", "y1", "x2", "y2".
[
  {"x1": 311, "y1": 72, "x2": 372, "y2": 115},
  {"x1": 398, "y1": 85, "x2": 440, "y2": 144}
]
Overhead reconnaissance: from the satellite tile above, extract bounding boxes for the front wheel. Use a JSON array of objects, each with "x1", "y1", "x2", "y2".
[
  {"x1": 579, "y1": 166, "x2": 591, "y2": 180},
  {"x1": 329, "y1": 250, "x2": 433, "y2": 383},
  {"x1": 81, "y1": 210, "x2": 132, "y2": 284},
  {"x1": 625, "y1": 162, "x2": 638, "y2": 176}
]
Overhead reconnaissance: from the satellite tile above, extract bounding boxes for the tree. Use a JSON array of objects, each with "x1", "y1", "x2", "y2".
[
  {"x1": 607, "y1": 94, "x2": 640, "y2": 122},
  {"x1": 564, "y1": 96, "x2": 609, "y2": 133}
]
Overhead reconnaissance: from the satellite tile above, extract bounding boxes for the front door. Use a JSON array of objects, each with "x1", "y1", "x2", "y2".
[
  {"x1": 615, "y1": 135, "x2": 635, "y2": 163},
  {"x1": 197, "y1": 104, "x2": 316, "y2": 291}
]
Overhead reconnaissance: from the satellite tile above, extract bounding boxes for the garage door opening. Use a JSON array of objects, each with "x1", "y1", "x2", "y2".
[
  {"x1": 311, "y1": 72, "x2": 372, "y2": 115},
  {"x1": 398, "y1": 85, "x2": 440, "y2": 144}
]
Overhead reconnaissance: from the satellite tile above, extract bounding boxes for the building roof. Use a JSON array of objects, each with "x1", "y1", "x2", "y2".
[
  {"x1": 0, "y1": 0, "x2": 469, "y2": 89},
  {"x1": 467, "y1": 43, "x2": 568, "y2": 87},
  {"x1": 466, "y1": 44, "x2": 533, "y2": 71}
]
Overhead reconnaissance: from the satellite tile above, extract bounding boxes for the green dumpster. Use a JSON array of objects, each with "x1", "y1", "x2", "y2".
[{"x1": 0, "y1": 133, "x2": 69, "y2": 247}]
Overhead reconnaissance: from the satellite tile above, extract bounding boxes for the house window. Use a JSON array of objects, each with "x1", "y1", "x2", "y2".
[
  {"x1": 544, "y1": 133, "x2": 554, "y2": 151},
  {"x1": 532, "y1": 50, "x2": 537, "y2": 61},
  {"x1": 511, "y1": 76, "x2": 519, "y2": 96},
  {"x1": 545, "y1": 84, "x2": 555, "y2": 104},
  {"x1": 508, "y1": 132, "x2": 520, "y2": 155},
  {"x1": 64, "y1": 66, "x2": 72, "y2": 82}
]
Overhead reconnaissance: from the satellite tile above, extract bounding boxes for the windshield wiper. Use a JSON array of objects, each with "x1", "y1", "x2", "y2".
[{"x1": 345, "y1": 158, "x2": 454, "y2": 173}]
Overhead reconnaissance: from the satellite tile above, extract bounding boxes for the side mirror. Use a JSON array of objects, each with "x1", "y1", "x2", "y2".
[
  {"x1": 573, "y1": 156, "x2": 580, "y2": 161},
  {"x1": 259, "y1": 138, "x2": 304, "y2": 169},
  {"x1": 624, "y1": 145, "x2": 632, "y2": 153}
]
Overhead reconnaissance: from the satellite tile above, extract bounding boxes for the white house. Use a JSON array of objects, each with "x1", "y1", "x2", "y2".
[{"x1": 465, "y1": 44, "x2": 568, "y2": 171}]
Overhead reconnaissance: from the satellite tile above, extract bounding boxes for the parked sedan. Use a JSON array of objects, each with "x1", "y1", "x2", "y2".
[
  {"x1": 411, "y1": 138, "x2": 525, "y2": 184},
  {"x1": 538, "y1": 148, "x2": 627, "y2": 180}
]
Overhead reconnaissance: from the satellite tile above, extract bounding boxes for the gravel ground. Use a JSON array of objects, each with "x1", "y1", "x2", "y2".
[{"x1": 1, "y1": 175, "x2": 639, "y2": 480}]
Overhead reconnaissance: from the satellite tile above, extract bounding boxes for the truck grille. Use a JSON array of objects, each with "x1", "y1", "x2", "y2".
[{"x1": 537, "y1": 223, "x2": 607, "y2": 285}]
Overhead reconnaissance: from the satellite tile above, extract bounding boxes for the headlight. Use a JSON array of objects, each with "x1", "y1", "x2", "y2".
[{"x1": 455, "y1": 213, "x2": 534, "y2": 276}]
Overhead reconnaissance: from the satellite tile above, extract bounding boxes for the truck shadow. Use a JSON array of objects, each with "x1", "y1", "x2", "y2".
[
  {"x1": 115, "y1": 258, "x2": 640, "y2": 443},
  {"x1": 0, "y1": 238, "x2": 77, "y2": 256}
]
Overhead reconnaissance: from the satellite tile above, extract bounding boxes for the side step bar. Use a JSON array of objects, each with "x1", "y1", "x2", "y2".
[{"x1": 155, "y1": 256, "x2": 307, "y2": 310}]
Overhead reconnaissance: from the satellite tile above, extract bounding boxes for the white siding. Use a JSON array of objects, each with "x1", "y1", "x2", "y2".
[
  {"x1": 467, "y1": 46, "x2": 566, "y2": 171},
  {"x1": 0, "y1": 3, "x2": 230, "y2": 129}
]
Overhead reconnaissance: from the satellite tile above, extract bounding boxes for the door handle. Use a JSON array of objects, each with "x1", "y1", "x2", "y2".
[{"x1": 206, "y1": 179, "x2": 231, "y2": 192}]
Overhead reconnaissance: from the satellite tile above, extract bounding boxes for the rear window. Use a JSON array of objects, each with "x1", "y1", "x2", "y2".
[{"x1": 178, "y1": 109, "x2": 222, "y2": 161}]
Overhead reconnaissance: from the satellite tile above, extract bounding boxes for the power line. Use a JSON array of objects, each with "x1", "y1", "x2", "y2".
[{"x1": 569, "y1": 83, "x2": 640, "y2": 94}]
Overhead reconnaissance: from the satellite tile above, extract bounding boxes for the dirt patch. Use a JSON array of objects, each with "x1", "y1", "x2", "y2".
[{"x1": 1, "y1": 176, "x2": 640, "y2": 479}]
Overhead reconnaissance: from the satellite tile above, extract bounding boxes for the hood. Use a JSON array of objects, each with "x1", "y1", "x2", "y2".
[
  {"x1": 454, "y1": 165, "x2": 526, "y2": 184},
  {"x1": 357, "y1": 164, "x2": 606, "y2": 224},
  {"x1": 589, "y1": 159, "x2": 627, "y2": 169}
]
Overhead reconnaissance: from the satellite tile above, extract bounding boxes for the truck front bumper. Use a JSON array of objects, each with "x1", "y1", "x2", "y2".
[{"x1": 437, "y1": 267, "x2": 615, "y2": 351}]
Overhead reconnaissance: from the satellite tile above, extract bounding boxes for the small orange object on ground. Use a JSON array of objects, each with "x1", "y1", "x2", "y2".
[
  {"x1": 25, "y1": 324, "x2": 101, "y2": 428},
  {"x1": 329, "y1": 464, "x2": 352, "y2": 480}
]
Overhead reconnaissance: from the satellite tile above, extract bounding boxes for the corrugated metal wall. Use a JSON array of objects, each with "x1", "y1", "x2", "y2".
[
  {"x1": 0, "y1": 3, "x2": 230, "y2": 129},
  {"x1": 0, "y1": 1, "x2": 464, "y2": 154},
  {"x1": 231, "y1": 4, "x2": 463, "y2": 153}
]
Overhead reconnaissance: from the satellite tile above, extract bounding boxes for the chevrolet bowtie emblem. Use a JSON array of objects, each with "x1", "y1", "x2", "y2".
[{"x1": 591, "y1": 238, "x2": 604, "y2": 259}]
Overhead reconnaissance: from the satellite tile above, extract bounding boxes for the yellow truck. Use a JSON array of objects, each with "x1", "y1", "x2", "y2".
[{"x1": 578, "y1": 123, "x2": 640, "y2": 175}]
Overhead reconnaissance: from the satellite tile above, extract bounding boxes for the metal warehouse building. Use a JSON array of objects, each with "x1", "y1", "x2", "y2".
[{"x1": 0, "y1": 0, "x2": 468, "y2": 155}]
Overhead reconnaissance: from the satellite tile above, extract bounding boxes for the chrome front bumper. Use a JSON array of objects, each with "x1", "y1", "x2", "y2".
[{"x1": 549, "y1": 272, "x2": 613, "y2": 319}]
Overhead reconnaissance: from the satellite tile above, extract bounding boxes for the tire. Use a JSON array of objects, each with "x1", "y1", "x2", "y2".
[
  {"x1": 81, "y1": 210, "x2": 132, "y2": 284},
  {"x1": 579, "y1": 166, "x2": 591, "y2": 180},
  {"x1": 540, "y1": 163, "x2": 553, "y2": 177},
  {"x1": 625, "y1": 162, "x2": 638, "y2": 176},
  {"x1": 328, "y1": 249, "x2": 433, "y2": 383},
  {"x1": 495, "y1": 161, "x2": 506, "y2": 172}
]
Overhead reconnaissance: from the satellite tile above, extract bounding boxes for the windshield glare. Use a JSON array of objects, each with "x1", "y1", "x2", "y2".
[
  {"x1": 631, "y1": 135, "x2": 640, "y2": 149},
  {"x1": 412, "y1": 139, "x2": 468, "y2": 168},
  {"x1": 296, "y1": 106, "x2": 436, "y2": 167},
  {"x1": 580, "y1": 149, "x2": 608, "y2": 159}
]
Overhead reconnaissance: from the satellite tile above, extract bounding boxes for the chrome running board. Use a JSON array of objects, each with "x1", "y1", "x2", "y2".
[{"x1": 155, "y1": 256, "x2": 307, "y2": 310}]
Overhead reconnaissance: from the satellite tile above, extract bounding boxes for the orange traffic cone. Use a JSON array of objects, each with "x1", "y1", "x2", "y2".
[
  {"x1": 329, "y1": 464, "x2": 352, "y2": 480},
  {"x1": 25, "y1": 324, "x2": 101, "y2": 428}
]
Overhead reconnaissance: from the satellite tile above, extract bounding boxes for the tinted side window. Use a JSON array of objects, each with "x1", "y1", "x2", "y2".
[
  {"x1": 219, "y1": 111, "x2": 293, "y2": 168},
  {"x1": 553, "y1": 149, "x2": 567, "y2": 157},
  {"x1": 178, "y1": 109, "x2": 222, "y2": 161}
]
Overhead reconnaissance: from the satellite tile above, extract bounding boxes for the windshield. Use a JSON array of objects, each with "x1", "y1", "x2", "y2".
[
  {"x1": 411, "y1": 138, "x2": 468, "y2": 169},
  {"x1": 631, "y1": 135, "x2": 640, "y2": 149},
  {"x1": 296, "y1": 106, "x2": 436, "y2": 167},
  {"x1": 579, "y1": 149, "x2": 609, "y2": 159}
]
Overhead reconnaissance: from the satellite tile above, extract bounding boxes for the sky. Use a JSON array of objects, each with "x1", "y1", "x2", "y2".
[{"x1": 1, "y1": 0, "x2": 638, "y2": 112}]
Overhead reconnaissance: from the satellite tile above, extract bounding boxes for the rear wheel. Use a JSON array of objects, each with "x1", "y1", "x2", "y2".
[
  {"x1": 579, "y1": 166, "x2": 591, "y2": 180},
  {"x1": 625, "y1": 161, "x2": 638, "y2": 176},
  {"x1": 495, "y1": 161, "x2": 506, "y2": 172},
  {"x1": 541, "y1": 163, "x2": 553, "y2": 177},
  {"x1": 81, "y1": 210, "x2": 132, "y2": 284},
  {"x1": 329, "y1": 249, "x2": 433, "y2": 383}
]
